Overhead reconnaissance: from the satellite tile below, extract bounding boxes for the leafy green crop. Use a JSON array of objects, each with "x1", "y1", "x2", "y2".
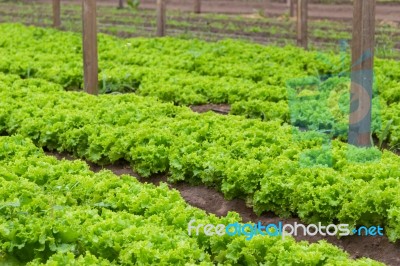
[
  {"x1": 0, "y1": 135, "x2": 382, "y2": 265},
  {"x1": 0, "y1": 24, "x2": 399, "y2": 146},
  {"x1": 1, "y1": 74, "x2": 400, "y2": 243}
]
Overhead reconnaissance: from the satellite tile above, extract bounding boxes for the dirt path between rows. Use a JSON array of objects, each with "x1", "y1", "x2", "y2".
[
  {"x1": 45, "y1": 150, "x2": 400, "y2": 266},
  {"x1": 140, "y1": 0, "x2": 400, "y2": 23},
  {"x1": 34, "y1": 0, "x2": 400, "y2": 23}
]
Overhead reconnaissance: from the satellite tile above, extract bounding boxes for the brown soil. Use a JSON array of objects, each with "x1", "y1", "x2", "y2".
[
  {"x1": 29, "y1": 0, "x2": 400, "y2": 23},
  {"x1": 3, "y1": 8, "x2": 397, "y2": 40},
  {"x1": 190, "y1": 103, "x2": 231, "y2": 114},
  {"x1": 45, "y1": 150, "x2": 400, "y2": 266},
  {"x1": 2, "y1": 2, "x2": 399, "y2": 58},
  {"x1": 33, "y1": 0, "x2": 400, "y2": 23}
]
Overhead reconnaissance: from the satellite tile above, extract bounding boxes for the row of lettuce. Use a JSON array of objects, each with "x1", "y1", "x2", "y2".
[
  {"x1": 1, "y1": 74, "x2": 400, "y2": 246},
  {"x1": 0, "y1": 136, "x2": 382, "y2": 265},
  {"x1": 1, "y1": 24, "x2": 400, "y2": 144}
]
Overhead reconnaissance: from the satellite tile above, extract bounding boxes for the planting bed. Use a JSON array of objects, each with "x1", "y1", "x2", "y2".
[{"x1": 0, "y1": 1, "x2": 400, "y2": 263}]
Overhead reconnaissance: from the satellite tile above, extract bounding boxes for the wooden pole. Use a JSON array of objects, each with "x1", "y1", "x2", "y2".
[
  {"x1": 194, "y1": 0, "x2": 201, "y2": 14},
  {"x1": 349, "y1": 0, "x2": 376, "y2": 147},
  {"x1": 118, "y1": 0, "x2": 124, "y2": 9},
  {"x1": 289, "y1": 0, "x2": 295, "y2": 17},
  {"x1": 264, "y1": 0, "x2": 270, "y2": 17},
  {"x1": 156, "y1": 0, "x2": 166, "y2": 36},
  {"x1": 296, "y1": 0, "x2": 307, "y2": 49},
  {"x1": 52, "y1": 0, "x2": 61, "y2": 28},
  {"x1": 82, "y1": 0, "x2": 99, "y2": 95}
]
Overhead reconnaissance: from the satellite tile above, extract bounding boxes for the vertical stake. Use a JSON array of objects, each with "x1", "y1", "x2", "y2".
[
  {"x1": 156, "y1": 0, "x2": 166, "y2": 36},
  {"x1": 52, "y1": 0, "x2": 61, "y2": 28},
  {"x1": 289, "y1": 0, "x2": 294, "y2": 17},
  {"x1": 194, "y1": 0, "x2": 201, "y2": 13},
  {"x1": 297, "y1": 0, "x2": 308, "y2": 49},
  {"x1": 349, "y1": 0, "x2": 376, "y2": 147},
  {"x1": 82, "y1": 0, "x2": 99, "y2": 95}
]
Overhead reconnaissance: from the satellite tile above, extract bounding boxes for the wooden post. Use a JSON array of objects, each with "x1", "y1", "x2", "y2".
[
  {"x1": 297, "y1": 0, "x2": 307, "y2": 49},
  {"x1": 156, "y1": 0, "x2": 166, "y2": 36},
  {"x1": 82, "y1": 0, "x2": 99, "y2": 95},
  {"x1": 289, "y1": 0, "x2": 295, "y2": 17},
  {"x1": 52, "y1": 0, "x2": 61, "y2": 28},
  {"x1": 264, "y1": 0, "x2": 270, "y2": 17},
  {"x1": 349, "y1": 0, "x2": 376, "y2": 147},
  {"x1": 118, "y1": 0, "x2": 124, "y2": 9},
  {"x1": 194, "y1": 0, "x2": 201, "y2": 14}
]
